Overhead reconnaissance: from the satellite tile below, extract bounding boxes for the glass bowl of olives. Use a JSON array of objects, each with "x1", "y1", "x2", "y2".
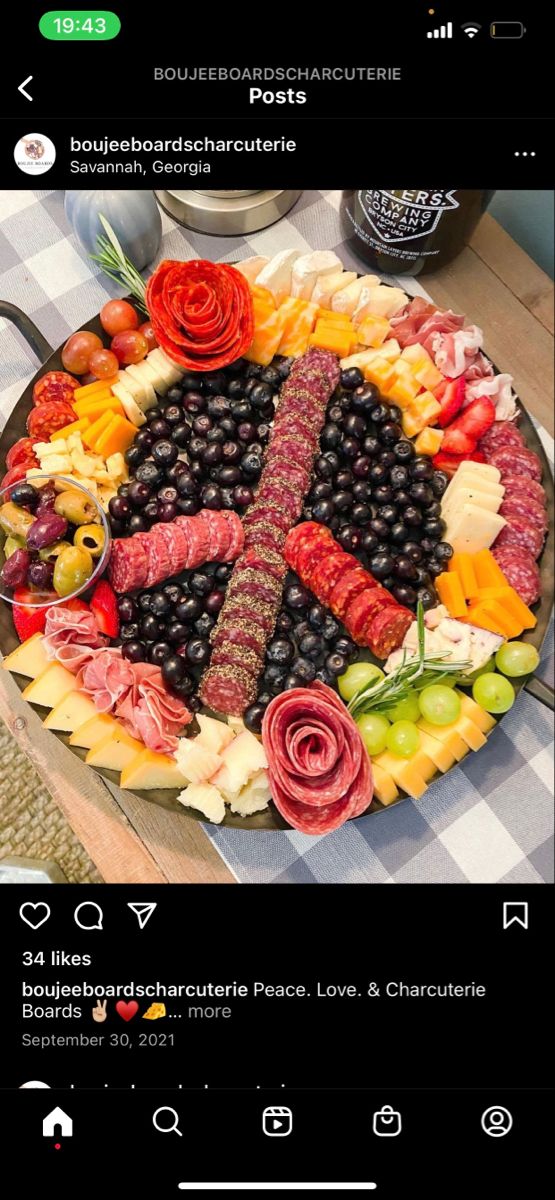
[{"x1": 0, "y1": 473, "x2": 111, "y2": 607}]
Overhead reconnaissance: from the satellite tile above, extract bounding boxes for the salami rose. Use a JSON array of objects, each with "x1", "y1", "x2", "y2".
[
  {"x1": 145, "y1": 259, "x2": 254, "y2": 371},
  {"x1": 262, "y1": 681, "x2": 373, "y2": 834}
]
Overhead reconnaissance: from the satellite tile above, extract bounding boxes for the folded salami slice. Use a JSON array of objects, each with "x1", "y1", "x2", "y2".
[{"x1": 261, "y1": 681, "x2": 372, "y2": 834}]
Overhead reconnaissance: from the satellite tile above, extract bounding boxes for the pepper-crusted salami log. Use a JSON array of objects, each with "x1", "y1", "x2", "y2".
[
  {"x1": 284, "y1": 521, "x2": 413, "y2": 659},
  {"x1": 199, "y1": 349, "x2": 339, "y2": 716},
  {"x1": 261, "y1": 681, "x2": 373, "y2": 834},
  {"x1": 108, "y1": 511, "x2": 244, "y2": 591}
]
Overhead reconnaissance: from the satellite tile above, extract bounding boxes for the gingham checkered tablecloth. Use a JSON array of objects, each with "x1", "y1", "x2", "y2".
[{"x1": 0, "y1": 188, "x2": 553, "y2": 884}]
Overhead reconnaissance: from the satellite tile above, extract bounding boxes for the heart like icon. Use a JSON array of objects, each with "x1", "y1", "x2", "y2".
[
  {"x1": 115, "y1": 1000, "x2": 139, "y2": 1022},
  {"x1": 19, "y1": 902, "x2": 51, "y2": 930}
]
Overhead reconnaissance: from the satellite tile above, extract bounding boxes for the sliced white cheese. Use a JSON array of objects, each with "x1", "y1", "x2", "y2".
[
  {"x1": 111, "y1": 382, "x2": 146, "y2": 427},
  {"x1": 255, "y1": 249, "x2": 302, "y2": 305},
  {"x1": 235, "y1": 255, "x2": 269, "y2": 284},
  {"x1": 352, "y1": 284, "x2": 407, "y2": 323},
  {"x1": 453, "y1": 461, "x2": 501, "y2": 484},
  {"x1": 442, "y1": 469, "x2": 504, "y2": 507},
  {"x1": 123, "y1": 365, "x2": 157, "y2": 410},
  {"x1": 154, "y1": 346, "x2": 185, "y2": 378},
  {"x1": 135, "y1": 357, "x2": 168, "y2": 395},
  {"x1": 331, "y1": 274, "x2": 380, "y2": 314},
  {"x1": 445, "y1": 503, "x2": 506, "y2": 554},
  {"x1": 147, "y1": 348, "x2": 182, "y2": 387},
  {"x1": 442, "y1": 486, "x2": 503, "y2": 521},
  {"x1": 312, "y1": 270, "x2": 357, "y2": 308},
  {"x1": 290, "y1": 251, "x2": 342, "y2": 301}
]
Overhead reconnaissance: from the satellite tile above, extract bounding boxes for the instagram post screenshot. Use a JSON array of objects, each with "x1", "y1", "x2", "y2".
[{"x1": 0, "y1": 5, "x2": 553, "y2": 1195}]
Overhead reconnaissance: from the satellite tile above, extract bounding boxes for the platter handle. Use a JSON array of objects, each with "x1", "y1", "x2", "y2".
[
  {"x1": 524, "y1": 676, "x2": 555, "y2": 711},
  {"x1": 0, "y1": 301, "x2": 53, "y2": 365}
]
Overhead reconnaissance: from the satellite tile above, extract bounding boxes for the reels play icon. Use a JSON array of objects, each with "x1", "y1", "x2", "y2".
[{"x1": 262, "y1": 1106, "x2": 293, "y2": 1137}]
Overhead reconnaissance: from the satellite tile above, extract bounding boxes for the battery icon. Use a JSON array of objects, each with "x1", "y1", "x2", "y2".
[{"x1": 490, "y1": 21, "x2": 526, "y2": 37}]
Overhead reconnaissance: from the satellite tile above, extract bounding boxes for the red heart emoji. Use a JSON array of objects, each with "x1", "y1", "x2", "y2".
[{"x1": 116, "y1": 1000, "x2": 139, "y2": 1022}]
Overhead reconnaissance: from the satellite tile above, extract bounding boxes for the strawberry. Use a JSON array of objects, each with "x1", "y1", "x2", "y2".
[
  {"x1": 441, "y1": 425, "x2": 476, "y2": 456},
  {"x1": 432, "y1": 450, "x2": 486, "y2": 477},
  {"x1": 436, "y1": 377, "x2": 466, "y2": 428},
  {"x1": 62, "y1": 597, "x2": 90, "y2": 614},
  {"x1": 90, "y1": 579, "x2": 119, "y2": 638},
  {"x1": 454, "y1": 395, "x2": 496, "y2": 442},
  {"x1": 12, "y1": 588, "x2": 57, "y2": 640}
]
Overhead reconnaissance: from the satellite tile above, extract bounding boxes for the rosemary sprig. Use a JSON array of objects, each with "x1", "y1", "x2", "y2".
[
  {"x1": 347, "y1": 601, "x2": 472, "y2": 720},
  {"x1": 89, "y1": 214, "x2": 148, "y2": 313}
]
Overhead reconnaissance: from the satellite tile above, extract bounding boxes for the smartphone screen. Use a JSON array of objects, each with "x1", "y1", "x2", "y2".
[{"x1": 0, "y1": 4, "x2": 553, "y2": 1195}]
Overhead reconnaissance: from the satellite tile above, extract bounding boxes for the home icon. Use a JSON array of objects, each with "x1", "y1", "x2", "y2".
[{"x1": 42, "y1": 1107, "x2": 73, "y2": 1138}]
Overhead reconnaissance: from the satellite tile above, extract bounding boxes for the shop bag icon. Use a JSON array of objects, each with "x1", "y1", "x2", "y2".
[{"x1": 373, "y1": 1105, "x2": 402, "y2": 1137}]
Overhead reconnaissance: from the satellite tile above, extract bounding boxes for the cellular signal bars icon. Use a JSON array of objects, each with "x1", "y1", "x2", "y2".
[{"x1": 427, "y1": 21, "x2": 453, "y2": 38}]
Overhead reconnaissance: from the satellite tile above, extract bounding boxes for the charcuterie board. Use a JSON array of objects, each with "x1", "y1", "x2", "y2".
[{"x1": 0, "y1": 253, "x2": 553, "y2": 834}]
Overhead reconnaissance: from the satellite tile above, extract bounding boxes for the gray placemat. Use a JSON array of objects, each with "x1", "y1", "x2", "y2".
[{"x1": 0, "y1": 188, "x2": 553, "y2": 884}]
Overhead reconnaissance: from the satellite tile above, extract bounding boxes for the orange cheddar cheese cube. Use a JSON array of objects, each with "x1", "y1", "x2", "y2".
[
  {"x1": 309, "y1": 324, "x2": 357, "y2": 357},
  {"x1": 74, "y1": 377, "x2": 118, "y2": 401},
  {"x1": 465, "y1": 600, "x2": 521, "y2": 639},
  {"x1": 94, "y1": 415, "x2": 137, "y2": 459},
  {"x1": 435, "y1": 572, "x2": 467, "y2": 618},
  {"x1": 471, "y1": 548, "x2": 508, "y2": 590},
  {"x1": 402, "y1": 392, "x2": 442, "y2": 436},
  {"x1": 51, "y1": 417, "x2": 91, "y2": 441},
  {"x1": 448, "y1": 553, "x2": 479, "y2": 600},
  {"x1": 81, "y1": 410, "x2": 115, "y2": 451},
  {"x1": 74, "y1": 394, "x2": 123, "y2": 422},
  {"x1": 317, "y1": 309, "x2": 353, "y2": 326},
  {"x1": 278, "y1": 298, "x2": 319, "y2": 357},
  {"x1": 413, "y1": 359, "x2": 445, "y2": 391},
  {"x1": 356, "y1": 315, "x2": 391, "y2": 348},
  {"x1": 414, "y1": 427, "x2": 444, "y2": 456},
  {"x1": 245, "y1": 306, "x2": 288, "y2": 366}
]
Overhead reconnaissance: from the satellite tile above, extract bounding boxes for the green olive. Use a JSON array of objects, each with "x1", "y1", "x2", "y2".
[
  {"x1": 53, "y1": 545, "x2": 94, "y2": 597},
  {"x1": 54, "y1": 489, "x2": 98, "y2": 526},
  {"x1": 73, "y1": 524, "x2": 106, "y2": 560},
  {"x1": 0, "y1": 501, "x2": 35, "y2": 539},
  {"x1": 3, "y1": 534, "x2": 26, "y2": 557},
  {"x1": 39, "y1": 539, "x2": 72, "y2": 563}
]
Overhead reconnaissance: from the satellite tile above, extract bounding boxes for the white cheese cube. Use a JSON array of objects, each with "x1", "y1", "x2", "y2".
[
  {"x1": 255, "y1": 249, "x2": 302, "y2": 305},
  {"x1": 41, "y1": 454, "x2": 72, "y2": 473},
  {"x1": 353, "y1": 285, "x2": 407, "y2": 322},
  {"x1": 291, "y1": 251, "x2": 343, "y2": 301},
  {"x1": 235, "y1": 255, "x2": 269, "y2": 284},
  {"x1": 177, "y1": 783, "x2": 226, "y2": 824},
  {"x1": 331, "y1": 274, "x2": 380, "y2": 315},
  {"x1": 106, "y1": 452, "x2": 126, "y2": 480},
  {"x1": 36, "y1": 440, "x2": 65, "y2": 457}
]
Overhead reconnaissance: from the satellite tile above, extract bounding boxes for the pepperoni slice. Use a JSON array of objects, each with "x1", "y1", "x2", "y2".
[
  {"x1": 309, "y1": 553, "x2": 357, "y2": 605},
  {"x1": 6, "y1": 437, "x2": 39, "y2": 470},
  {"x1": 27, "y1": 401, "x2": 76, "y2": 439},
  {"x1": 32, "y1": 371, "x2": 79, "y2": 407},
  {"x1": 345, "y1": 588, "x2": 388, "y2": 642},
  {"x1": 295, "y1": 537, "x2": 339, "y2": 582},
  {"x1": 366, "y1": 605, "x2": 413, "y2": 659}
]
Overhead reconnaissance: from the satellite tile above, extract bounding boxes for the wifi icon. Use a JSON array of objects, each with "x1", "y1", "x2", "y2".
[{"x1": 461, "y1": 22, "x2": 481, "y2": 37}]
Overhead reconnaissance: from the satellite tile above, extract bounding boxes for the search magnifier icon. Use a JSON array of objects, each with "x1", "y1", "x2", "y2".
[{"x1": 153, "y1": 1107, "x2": 182, "y2": 1136}]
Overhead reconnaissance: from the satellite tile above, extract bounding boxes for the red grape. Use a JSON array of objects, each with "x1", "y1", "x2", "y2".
[
  {"x1": 89, "y1": 347, "x2": 119, "y2": 380},
  {"x1": 61, "y1": 331, "x2": 103, "y2": 375},
  {"x1": 111, "y1": 330, "x2": 148, "y2": 365},
  {"x1": 139, "y1": 321, "x2": 158, "y2": 351},
  {"x1": 100, "y1": 299, "x2": 139, "y2": 336}
]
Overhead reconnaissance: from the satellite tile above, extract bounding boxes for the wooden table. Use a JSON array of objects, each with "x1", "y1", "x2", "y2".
[{"x1": 1, "y1": 215, "x2": 553, "y2": 883}]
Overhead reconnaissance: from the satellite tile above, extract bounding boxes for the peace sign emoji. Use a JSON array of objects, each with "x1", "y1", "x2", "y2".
[{"x1": 92, "y1": 998, "x2": 108, "y2": 1023}]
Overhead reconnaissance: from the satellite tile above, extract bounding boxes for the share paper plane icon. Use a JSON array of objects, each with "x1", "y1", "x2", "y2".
[{"x1": 127, "y1": 902, "x2": 157, "y2": 930}]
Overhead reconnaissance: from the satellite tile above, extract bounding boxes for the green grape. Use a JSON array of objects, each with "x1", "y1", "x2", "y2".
[
  {"x1": 418, "y1": 684, "x2": 461, "y2": 726},
  {"x1": 386, "y1": 720, "x2": 420, "y2": 759},
  {"x1": 495, "y1": 641, "x2": 540, "y2": 678},
  {"x1": 456, "y1": 658, "x2": 494, "y2": 686},
  {"x1": 472, "y1": 672, "x2": 515, "y2": 713},
  {"x1": 383, "y1": 690, "x2": 421, "y2": 724},
  {"x1": 356, "y1": 713, "x2": 390, "y2": 756},
  {"x1": 338, "y1": 661, "x2": 384, "y2": 701}
]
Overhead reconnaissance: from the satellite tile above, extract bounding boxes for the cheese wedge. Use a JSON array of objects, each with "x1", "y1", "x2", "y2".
[
  {"x1": 134, "y1": 357, "x2": 168, "y2": 395},
  {"x1": 311, "y1": 270, "x2": 357, "y2": 309},
  {"x1": 372, "y1": 751, "x2": 430, "y2": 798},
  {"x1": 445, "y1": 504, "x2": 506, "y2": 554},
  {"x1": 417, "y1": 720, "x2": 469, "y2": 762},
  {"x1": 352, "y1": 284, "x2": 407, "y2": 322},
  {"x1": 417, "y1": 728, "x2": 456, "y2": 773},
  {"x1": 120, "y1": 749, "x2": 187, "y2": 790},
  {"x1": 1, "y1": 633, "x2": 48, "y2": 679},
  {"x1": 235, "y1": 255, "x2": 269, "y2": 284},
  {"x1": 22, "y1": 663, "x2": 78, "y2": 709},
  {"x1": 123, "y1": 365, "x2": 157, "y2": 409},
  {"x1": 255, "y1": 250, "x2": 301, "y2": 305},
  {"x1": 177, "y1": 782, "x2": 226, "y2": 824},
  {"x1": 147, "y1": 349, "x2": 183, "y2": 386},
  {"x1": 371, "y1": 762, "x2": 399, "y2": 806},
  {"x1": 69, "y1": 713, "x2": 120, "y2": 749},
  {"x1": 43, "y1": 691, "x2": 98, "y2": 733},
  {"x1": 331, "y1": 274, "x2": 380, "y2": 315},
  {"x1": 452, "y1": 462, "x2": 502, "y2": 485},
  {"x1": 456, "y1": 690, "x2": 497, "y2": 735},
  {"x1": 290, "y1": 251, "x2": 343, "y2": 301},
  {"x1": 85, "y1": 728, "x2": 144, "y2": 771}
]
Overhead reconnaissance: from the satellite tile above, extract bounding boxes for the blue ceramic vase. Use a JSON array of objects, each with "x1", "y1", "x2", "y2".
[{"x1": 64, "y1": 190, "x2": 162, "y2": 270}]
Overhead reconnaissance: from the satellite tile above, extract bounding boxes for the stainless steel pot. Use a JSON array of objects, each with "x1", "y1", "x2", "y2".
[{"x1": 155, "y1": 189, "x2": 302, "y2": 236}]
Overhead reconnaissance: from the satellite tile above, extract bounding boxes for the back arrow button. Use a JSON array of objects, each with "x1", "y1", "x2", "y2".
[{"x1": 18, "y1": 75, "x2": 33, "y2": 101}]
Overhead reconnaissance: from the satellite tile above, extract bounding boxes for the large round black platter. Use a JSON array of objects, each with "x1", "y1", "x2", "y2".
[{"x1": 0, "y1": 299, "x2": 553, "y2": 831}]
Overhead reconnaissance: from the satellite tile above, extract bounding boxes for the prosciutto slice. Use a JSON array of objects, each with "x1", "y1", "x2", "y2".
[
  {"x1": 78, "y1": 648, "x2": 135, "y2": 714},
  {"x1": 434, "y1": 324, "x2": 483, "y2": 377},
  {"x1": 390, "y1": 297, "x2": 465, "y2": 354},
  {"x1": 115, "y1": 662, "x2": 192, "y2": 754},
  {"x1": 261, "y1": 681, "x2": 373, "y2": 834},
  {"x1": 464, "y1": 371, "x2": 517, "y2": 420},
  {"x1": 43, "y1": 606, "x2": 107, "y2": 674}
]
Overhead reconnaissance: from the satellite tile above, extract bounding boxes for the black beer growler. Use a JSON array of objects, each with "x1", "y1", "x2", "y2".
[{"x1": 341, "y1": 189, "x2": 495, "y2": 276}]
